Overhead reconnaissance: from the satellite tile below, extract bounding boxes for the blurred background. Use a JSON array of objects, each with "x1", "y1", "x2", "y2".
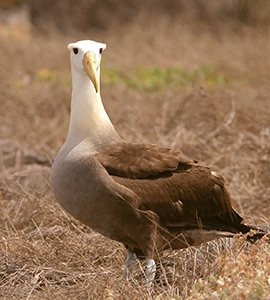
[{"x1": 0, "y1": 1, "x2": 270, "y2": 298}]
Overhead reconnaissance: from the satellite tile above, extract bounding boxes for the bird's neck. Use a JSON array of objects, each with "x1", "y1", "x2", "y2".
[{"x1": 62, "y1": 71, "x2": 120, "y2": 155}]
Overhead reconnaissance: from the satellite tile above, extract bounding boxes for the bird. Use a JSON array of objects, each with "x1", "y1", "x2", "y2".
[{"x1": 51, "y1": 39, "x2": 266, "y2": 286}]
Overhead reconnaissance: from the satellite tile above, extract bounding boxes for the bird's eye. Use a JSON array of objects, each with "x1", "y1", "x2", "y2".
[
  {"x1": 73, "y1": 48, "x2": 78, "y2": 55},
  {"x1": 99, "y1": 48, "x2": 103, "y2": 54}
]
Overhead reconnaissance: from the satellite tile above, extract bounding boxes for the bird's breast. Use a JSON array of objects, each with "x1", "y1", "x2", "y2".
[{"x1": 51, "y1": 152, "x2": 108, "y2": 227}]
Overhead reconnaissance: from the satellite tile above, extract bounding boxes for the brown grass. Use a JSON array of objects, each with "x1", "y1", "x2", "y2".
[
  {"x1": 29, "y1": 0, "x2": 270, "y2": 32},
  {"x1": 0, "y1": 11, "x2": 270, "y2": 299}
]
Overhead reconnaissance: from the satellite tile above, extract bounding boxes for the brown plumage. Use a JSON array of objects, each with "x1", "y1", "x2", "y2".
[
  {"x1": 51, "y1": 40, "x2": 266, "y2": 285},
  {"x1": 95, "y1": 142, "x2": 260, "y2": 256}
]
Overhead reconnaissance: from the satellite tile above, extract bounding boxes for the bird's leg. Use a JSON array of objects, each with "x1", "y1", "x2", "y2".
[
  {"x1": 145, "y1": 258, "x2": 156, "y2": 288},
  {"x1": 124, "y1": 250, "x2": 137, "y2": 278}
]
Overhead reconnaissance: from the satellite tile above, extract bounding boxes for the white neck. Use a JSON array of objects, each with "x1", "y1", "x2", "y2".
[{"x1": 61, "y1": 66, "x2": 120, "y2": 156}]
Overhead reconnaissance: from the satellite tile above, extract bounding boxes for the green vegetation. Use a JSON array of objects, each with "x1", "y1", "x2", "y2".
[
  {"x1": 35, "y1": 68, "x2": 59, "y2": 82},
  {"x1": 103, "y1": 64, "x2": 231, "y2": 91},
  {"x1": 33, "y1": 68, "x2": 70, "y2": 86},
  {"x1": 30, "y1": 64, "x2": 231, "y2": 92}
]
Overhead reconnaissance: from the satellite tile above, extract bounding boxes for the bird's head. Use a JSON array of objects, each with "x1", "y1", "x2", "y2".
[{"x1": 68, "y1": 40, "x2": 107, "y2": 93}]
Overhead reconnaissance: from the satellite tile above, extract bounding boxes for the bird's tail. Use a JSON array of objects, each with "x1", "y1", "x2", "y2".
[{"x1": 238, "y1": 223, "x2": 269, "y2": 243}]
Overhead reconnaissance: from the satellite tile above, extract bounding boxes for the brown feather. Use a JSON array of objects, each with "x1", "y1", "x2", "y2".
[
  {"x1": 93, "y1": 141, "x2": 253, "y2": 256},
  {"x1": 96, "y1": 142, "x2": 195, "y2": 179}
]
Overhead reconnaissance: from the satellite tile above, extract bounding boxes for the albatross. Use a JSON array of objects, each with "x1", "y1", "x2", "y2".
[{"x1": 51, "y1": 39, "x2": 266, "y2": 285}]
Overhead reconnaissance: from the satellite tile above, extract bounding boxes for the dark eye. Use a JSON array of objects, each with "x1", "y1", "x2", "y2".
[
  {"x1": 73, "y1": 48, "x2": 78, "y2": 55},
  {"x1": 99, "y1": 48, "x2": 103, "y2": 54}
]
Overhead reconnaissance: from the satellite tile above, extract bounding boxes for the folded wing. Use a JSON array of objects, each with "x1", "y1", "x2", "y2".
[{"x1": 96, "y1": 142, "x2": 245, "y2": 233}]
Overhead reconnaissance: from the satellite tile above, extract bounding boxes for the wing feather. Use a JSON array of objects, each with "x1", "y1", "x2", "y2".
[
  {"x1": 96, "y1": 142, "x2": 194, "y2": 179},
  {"x1": 95, "y1": 141, "x2": 243, "y2": 232}
]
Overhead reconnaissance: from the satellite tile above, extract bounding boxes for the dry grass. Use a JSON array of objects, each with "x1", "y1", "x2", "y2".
[
  {"x1": 0, "y1": 12, "x2": 270, "y2": 299},
  {"x1": 29, "y1": 0, "x2": 270, "y2": 32}
]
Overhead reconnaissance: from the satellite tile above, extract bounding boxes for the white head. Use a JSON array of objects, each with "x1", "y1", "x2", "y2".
[
  {"x1": 58, "y1": 39, "x2": 120, "y2": 156},
  {"x1": 67, "y1": 40, "x2": 107, "y2": 93}
]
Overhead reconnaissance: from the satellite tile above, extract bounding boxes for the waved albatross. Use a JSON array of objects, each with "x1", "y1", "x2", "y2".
[{"x1": 52, "y1": 40, "x2": 266, "y2": 285}]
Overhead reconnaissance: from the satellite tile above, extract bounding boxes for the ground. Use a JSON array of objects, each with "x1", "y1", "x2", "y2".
[{"x1": 0, "y1": 7, "x2": 270, "y2": 299}]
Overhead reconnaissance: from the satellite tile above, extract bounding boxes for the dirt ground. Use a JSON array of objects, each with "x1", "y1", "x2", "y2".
[{"x1": 0, "y1": 5, "x2": 270, "y2": 299}]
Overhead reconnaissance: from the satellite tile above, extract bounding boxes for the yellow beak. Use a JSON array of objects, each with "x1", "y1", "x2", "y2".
[{"x1": 83, "y1": 51, "x2": 99, "y2": 93}]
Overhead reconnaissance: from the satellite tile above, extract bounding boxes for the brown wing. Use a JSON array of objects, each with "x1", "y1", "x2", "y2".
[
  {"x1": 96, "y1": 142, "x2": 244, "y2": 232},
  {"x1": 96, "y1": 142, "x2": 195, "y2": 179},
  {"x1": 114, "y1": 166, "x2": 244, "y2": 231}
]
